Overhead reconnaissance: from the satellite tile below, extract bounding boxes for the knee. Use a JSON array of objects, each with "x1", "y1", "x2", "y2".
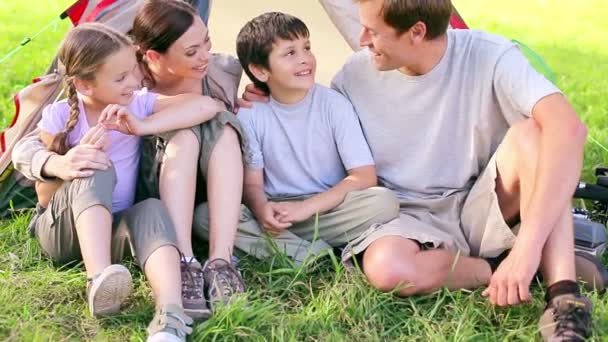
[
  {"x1": 361, "y1": 187, "x2": 400, "y2": 223},
  {"x1": 218, "y1": 124, "x2": 240, "y2": 146},
  {"x1": 363, "y1": 239, "x2": 419, "y2": 293},
  {"x1": 166, "y1": 129, "x2": 199, "y2": 154},
  {"x1": 502, "y1": 119, "x2": 541, "y2": 164}
]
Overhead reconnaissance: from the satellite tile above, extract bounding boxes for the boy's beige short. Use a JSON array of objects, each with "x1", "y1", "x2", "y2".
[
  {"x1": 31, "y1": 167, "x2": 178, "y2": 269},
  {"x1": 192, "y1": 187, "x2": 400, "y2": 264},
  {"x1": 137, "y1": 111, "x2": 245, "y2": 201},
  {"x1": 344, "y1": 152, "x2": 517, "y2": 260}
]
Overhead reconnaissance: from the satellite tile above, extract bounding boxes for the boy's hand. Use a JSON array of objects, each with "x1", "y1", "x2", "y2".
[
  {"x1": 260, "y1": 201, "x2": 292, "y2": 235},
  {"x1": 80, "y1": 125, "x2": 110, "y2": 151},
  {"x1": 237, "y1": 83, "x2": 269, "y2": 110},
  {"x1": 482, "y1": 241, "x2": 540, "y2": 306},
  {"x1": 98, "y1": 104, "x2": 140, "y2": 135},
  {"x1": 275, "y1": 200, "x2": 316, "y2": 224}
]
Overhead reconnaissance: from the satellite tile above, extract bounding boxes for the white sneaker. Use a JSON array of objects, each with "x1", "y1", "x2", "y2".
[{"x1": 86, "y1": 264, "x2": 133, "y2": 316}]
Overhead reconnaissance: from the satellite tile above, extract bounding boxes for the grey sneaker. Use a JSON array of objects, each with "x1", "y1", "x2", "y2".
[
  {"x1": 147, "y1": 304, "x2": 193, "y2": 342},
  {"x1": 575, "y1": 251, "x2": 608, "y2": 292},
  {"x1": 203, "y1": 258, "x2": 245, "y2": 310},
  {"x1": 180, "y1": 259, "x2": 211, "y2": 320},
  {"x1": 86, "y1": 264, "x2": 132, "y2": 316},
  {"x1": 539, "y1": 293, "x2": 593, "y2": 341}
]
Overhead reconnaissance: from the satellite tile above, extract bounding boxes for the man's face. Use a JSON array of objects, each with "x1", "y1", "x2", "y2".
[{"x1": 358, "y1": 0, "x2": 413, "y2": 71}]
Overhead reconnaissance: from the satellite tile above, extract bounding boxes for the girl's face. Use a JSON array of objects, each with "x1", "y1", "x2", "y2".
[
  {"x1": 157, "y1": 17, "x2": 212, "y2": 80},
  {"x1": 78, "y1": 46, "x2": 140, "y2": 106}
]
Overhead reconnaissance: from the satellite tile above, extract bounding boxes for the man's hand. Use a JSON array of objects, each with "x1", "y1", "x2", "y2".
[
  {"x1": 258, "y1": 201, "x2": 292, "y2": 235},
  {"x1": 274, "y1": 200, "x2": 316, "y2": 224},
  {"x1": 45, "y1": 144, "x2": 111, "y2": 180},
  {"x1": 482, "y1": 241, "x2": 541, "y2": 306},
  {"x1": 237, "y1": 83, "x2": 269, "y2": 110},
  {"x1": 80, "y1": 125, "x2": 110, "y2": 151},
  {"x1": 98, "y1": 104, "x2": 140, "y2": 135}
]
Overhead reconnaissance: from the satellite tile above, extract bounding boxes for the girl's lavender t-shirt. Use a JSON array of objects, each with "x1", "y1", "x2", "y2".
[{"x1": 38, "y1": 89, "x2": 157, "y2": 213}]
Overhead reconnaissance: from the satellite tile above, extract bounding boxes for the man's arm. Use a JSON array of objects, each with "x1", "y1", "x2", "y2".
[
  {"x1": 318, "y1": 0, "x2": 362, "y2": 51},
  {"x1": 516, "y1": 94, "x2": 586, "y2": 248}
]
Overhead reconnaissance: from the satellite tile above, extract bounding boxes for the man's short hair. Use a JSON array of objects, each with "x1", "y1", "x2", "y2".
[
  {"x1": 358, "y1": 0, "x2": 452, "y2": 39},
  {"x1": 236, "y1": 12, "x2": 310, "y2": 93}
]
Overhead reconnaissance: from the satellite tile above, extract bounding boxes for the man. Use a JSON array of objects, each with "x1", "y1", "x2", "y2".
[{"x1": 330, "y1": 0, "x2": 592, "y2": 340}]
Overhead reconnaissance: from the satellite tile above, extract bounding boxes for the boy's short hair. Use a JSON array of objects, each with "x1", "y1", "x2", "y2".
[
  {"x1": 357, "y1": 0, "x2": 452, "y2": 40},
  {"x1": 236, "y1": 12, "x2": 310, "y2": 94}
]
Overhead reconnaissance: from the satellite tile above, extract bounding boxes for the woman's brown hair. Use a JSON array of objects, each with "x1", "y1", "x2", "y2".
[
  {"x1": 49, "y1": 23, "x2": 131, "y2": 155},
  {"x1": 130, "y1": 0, "x2": 199, "y2": 88}
]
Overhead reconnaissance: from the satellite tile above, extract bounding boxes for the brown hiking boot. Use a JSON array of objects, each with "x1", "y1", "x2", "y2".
[
  {"x1": 180, "y1": 259, "x2": 210, "y2": 320},
  {"x1": 86, "y1": 264, "x2": 133, "y2": 316},
  {"x1": 575, "y1": 251, "x2": 608, "y2": 292},
  {"x1": 538, "y1": 294, "x2": 593, "y2": 341},
  {"x1": 203, "y1": 258, "x2": 245, "y2": 311},
  {"x1": 147, "y1": 304, "x2": 193, "y2": 342}
]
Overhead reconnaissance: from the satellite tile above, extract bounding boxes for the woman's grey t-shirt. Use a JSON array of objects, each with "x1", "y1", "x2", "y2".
[
  {"x1": 331, "y1": 29, "x2": 560, "y2": 202},
  {"x1": 238, "y1": 84, "x2": 374, "y2": 198}
]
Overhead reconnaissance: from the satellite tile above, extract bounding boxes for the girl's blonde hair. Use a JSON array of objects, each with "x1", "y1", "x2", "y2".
[{"x1": 49, "y1": 23, "x2": 132, "y2": 155}]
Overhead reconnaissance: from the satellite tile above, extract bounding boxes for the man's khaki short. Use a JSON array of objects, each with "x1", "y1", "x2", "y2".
[
  {"x1": 31, "y1": 167, "x2": 178, "y2": 269},
  {"x1": 345, "y1": 152, "x2": 516, "y2": 259},
  {"x1": 137, "y1": 111, "x2": 245, "y2": 202}
]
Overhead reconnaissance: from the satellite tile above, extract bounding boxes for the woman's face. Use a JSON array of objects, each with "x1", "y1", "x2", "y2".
[{"x1": 159, "y1": 16, "x2": 212, "y2": 80}]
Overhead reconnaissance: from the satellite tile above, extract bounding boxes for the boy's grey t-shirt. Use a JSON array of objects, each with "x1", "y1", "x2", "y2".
[
  {"x1": 331, "y1": 29, "x2": 560, "y2": 202},
  {"x1": 238, "y1": 84, "x2": 374, "y2": 198}
]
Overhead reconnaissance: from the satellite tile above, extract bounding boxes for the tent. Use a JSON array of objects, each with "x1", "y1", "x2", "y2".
[{"x1": 0, "y1": 0, "x2": 547, "y2": 217}]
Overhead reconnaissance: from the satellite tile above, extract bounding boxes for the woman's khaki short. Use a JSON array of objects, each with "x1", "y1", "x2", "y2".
[
  {"x1": 31, "y1": 167, "x2": 178, "y2": 269},
  {"x1": 136, "y1": 111, "x2": 245, "y2": 202}
]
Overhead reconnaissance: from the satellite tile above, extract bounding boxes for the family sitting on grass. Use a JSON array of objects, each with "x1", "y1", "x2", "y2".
[{"x1": 11, "y1": 0, "x2": 604, "y2": 341}]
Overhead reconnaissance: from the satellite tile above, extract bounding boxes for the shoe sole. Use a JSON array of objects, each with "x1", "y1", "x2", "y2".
[
  {"x1": 183, "y1": 306, "x2": 211, "y2": 321},
  {"x1": 89, "y1": 265, "x2": 133, "y2": 316}
]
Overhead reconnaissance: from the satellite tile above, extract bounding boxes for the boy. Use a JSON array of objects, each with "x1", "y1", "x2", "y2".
[{"x1": 194, "y1": 12, "x2": 399, "y2": 264}]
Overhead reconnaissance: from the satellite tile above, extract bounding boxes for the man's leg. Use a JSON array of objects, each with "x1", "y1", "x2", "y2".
[{"x1": 362, "y1": 232, "x2": 492, "y2": 295}]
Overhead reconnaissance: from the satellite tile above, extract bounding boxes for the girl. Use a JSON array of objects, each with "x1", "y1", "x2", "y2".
[
  {"x1": 131, "y1": 0, "x2": 246, "y2": 318},
  {"x1": 34, "y1": 23, "x2": 222, "y2": 342}
]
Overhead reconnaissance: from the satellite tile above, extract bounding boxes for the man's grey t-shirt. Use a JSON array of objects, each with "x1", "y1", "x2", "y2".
[
  {"x1": 332, "y1": 29, "x2": 560, "y2": 202},
  {"x1": 238, "y1": 84, "x2": 374, "y2": 198}
]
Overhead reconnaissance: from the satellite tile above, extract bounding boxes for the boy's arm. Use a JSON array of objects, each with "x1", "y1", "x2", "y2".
[
  {"x1": 244, "y1": 168, "x2": 291, "y2": 234},
  {"x1": 276, "y1": 165, "x2": 377, "y2": 223}
]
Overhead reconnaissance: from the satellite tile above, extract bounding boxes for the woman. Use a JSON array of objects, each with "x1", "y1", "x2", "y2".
[{"x1": 130, "y1": 0, "x2": 245, "y2": 320}]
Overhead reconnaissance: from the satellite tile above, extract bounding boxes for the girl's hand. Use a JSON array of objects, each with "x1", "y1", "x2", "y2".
[{"x1": 98, "y1": 104, "x2": 141, "y2": 135}]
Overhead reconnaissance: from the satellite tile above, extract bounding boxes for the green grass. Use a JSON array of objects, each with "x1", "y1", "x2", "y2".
[{"x1": 1, "y1": 0, "x2": 608, "y2": 341}]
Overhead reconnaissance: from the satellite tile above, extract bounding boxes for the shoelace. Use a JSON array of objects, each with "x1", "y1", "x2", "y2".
[
  {"x1": 207, "y1": 259, "x2": 245, "y2": 298},
  {"x1": 554, "y1": 305, "x2": 591, "y2": 338},
  {"x1": 182, "y1": 260, "x2": 204, "y2": 299}
]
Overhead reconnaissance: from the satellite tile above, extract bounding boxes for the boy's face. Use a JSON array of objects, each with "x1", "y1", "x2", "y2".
[{"x1": 265, "y1": 36, "x2": 316, "y2": 94}]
